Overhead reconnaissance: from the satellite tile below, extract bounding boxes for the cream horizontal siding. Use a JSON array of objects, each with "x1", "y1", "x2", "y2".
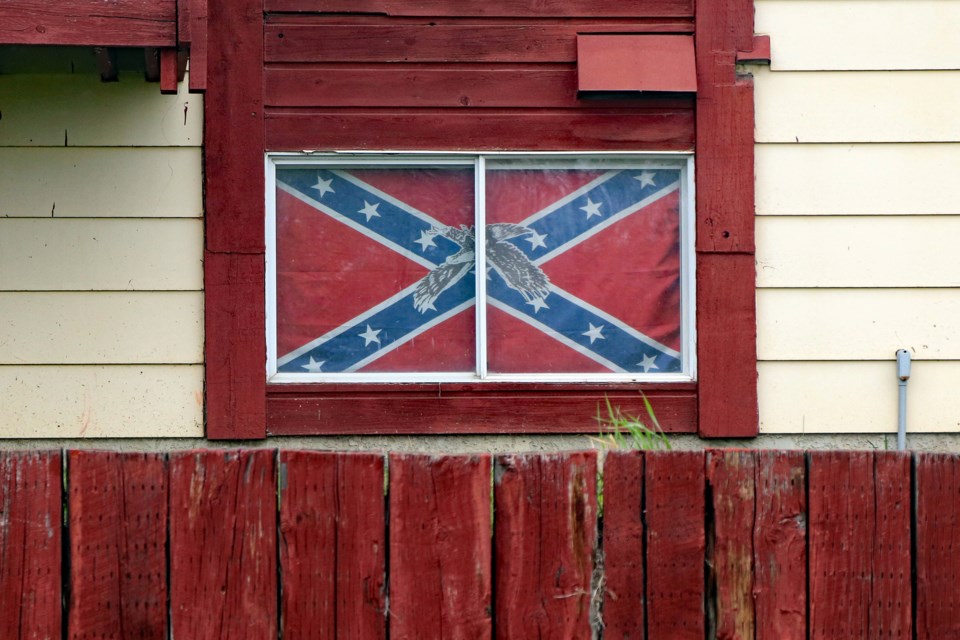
[
  {"x1": 757, "y1": 289, "x2": 960, "y2": 361},
  {"x1": 754, "y1": 68, "x2": 960, "y2": 143},
  {"x1": 0, "y1": 219, "x2": 203, "y2": 290},
  {"x1": 0, "y1": 73, "x2": 201, "y2": 147},
  {"x1": 753, "y1": 0, "x2": 960, "y2": 434},
  {"x1": 756, "y1": 144, "x2": 960, "y2": 216},
  {"x1": 756, "y1": 216, "x2": 960, "y2": 288},
  {"x1": 0, "y1": 147, "x2": 202, "y2": 218},
  {"x1": 0, "y1": 292, "x2": 203, "y2": 364},
  {"x1": 0, "y1": 365, "x2": 203, "y2": 438},
  {"x1": 1, "y1": 64, "x2": 204, "y2": 438},
  {"x1": 756, "y1": 0, "x2": 960, "y2": 71},
  {"x1": 759, "y1": 362, "x2": 960, "y2": 434}
]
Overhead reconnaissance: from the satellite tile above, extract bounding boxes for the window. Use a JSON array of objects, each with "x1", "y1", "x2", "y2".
[{"x1": 266, "y1": 154, "x2": 694, "y2": 383}]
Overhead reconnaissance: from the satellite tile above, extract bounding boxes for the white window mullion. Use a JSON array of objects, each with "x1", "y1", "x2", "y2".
[{"x1": 474, "y1": 157, "x2": 488, "y2": 379}]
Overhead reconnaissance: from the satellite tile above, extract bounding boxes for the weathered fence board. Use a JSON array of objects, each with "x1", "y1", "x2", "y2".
[
  {"x1": 0, "y1": 451, "x2": 61, "y2": 640},
  {"x1": 169, "y1": 450, "x2": 277, "y2": 639},
  {"x1": 494, "y1": 451, "x2": 597, "y2": 639},
  {"x1": 2, "y1": 449, "x2": 960, "y2": 637},
  {"x1": 916, "y1": 453, "x2": 960, "y2": 639},
  {"x1": 646, "y1": 451, "x2": 705, "y2": 639},
  {"x1": 68, "y1": 451, "x2": 167, "y2": 639},
  {"x1": 389, "y1": 454, "x2": 492, "y2": 639},
  {"x1": 602, "y1": 451, "x2": 646, "y2": 639},
  {"x1": 279, "y1": 450, "x2": 386, "y2": 639},
  {"x1": 754, "y1": 450, "x2": 807, "y2": 639}
]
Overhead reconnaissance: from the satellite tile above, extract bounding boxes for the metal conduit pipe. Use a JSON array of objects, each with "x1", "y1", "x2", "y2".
[{"x1": 896, "y1": 349, "x2": 911, "y2": 451}]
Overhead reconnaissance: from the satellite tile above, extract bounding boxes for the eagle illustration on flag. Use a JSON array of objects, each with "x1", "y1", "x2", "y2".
[{"x1": 272, "y1": 159, "x2": 684, "y2": 377}]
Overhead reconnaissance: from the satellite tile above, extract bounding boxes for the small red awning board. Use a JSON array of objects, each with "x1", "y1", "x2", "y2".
[{"x1": 577, "y1": 35, "x2": 697, "y2": 94}]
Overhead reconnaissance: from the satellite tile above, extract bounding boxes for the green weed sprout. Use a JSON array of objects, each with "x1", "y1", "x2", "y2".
[{"x1": 592, "y1": 395, "x2": 671, "y2": 451}]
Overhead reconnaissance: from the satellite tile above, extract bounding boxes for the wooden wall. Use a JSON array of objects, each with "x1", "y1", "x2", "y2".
[
  {"x1": 0, "y1": 61, "x2": 204, "y2": 437},
  {"x1": 753, "y1": 0, "x2": 960, "y2": 433}
]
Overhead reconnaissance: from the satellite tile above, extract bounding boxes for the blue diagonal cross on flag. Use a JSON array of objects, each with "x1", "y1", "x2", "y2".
[{"x1": 273, "y1": 161, "x2": 684, "y2": 376}]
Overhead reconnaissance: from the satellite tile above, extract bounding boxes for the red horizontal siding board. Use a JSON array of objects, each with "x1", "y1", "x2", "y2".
[
  {"x1": 68, "y1": 451, "x2": 168, "y2": 640},
  {"x1": 268, "y1": 390, "x2": 697, "y2": 434},
  {"x1": 265, "y1": 109, "x2": 694, "y2": 151},
  {"x1": 169, "y1": 450, "x2": 277, "y2": 639},
  {"x1": 602, "y1": 450, "x2": 645, "y2": 640},
  {"x1": 279, "y1": 451, "x2": 386, "y2": 639},
  {"x1": 389, "y1": 454, "x2": 493, "y2": 639},
  {"x1": 707, "y1": 450, "x2": 756, "y2": 640},
  {"x1": 916, "y1": 453, "x2": 960, "y2": 638},
  {"x1": 266, "y1": 23, "x2": 694, "y2": 63},
  {"x1": 0, "y1": 451, "x2": 62, "y2": 640},
  {"x1": 753, "y1": 451, "x2": 806, "y2": 640},
  {"x1": 0, "y1": 1, "x2": 176, "y2": 47},
  {"x1": 266, "y1": 65, "x2": 693, "y2": 109},
  {"x1": 577, "y1": 35, "x2": 697, "y2": 93},
  {"x1": 493, "y1": 452, "x2": 597, "y2": 639},
  {"x1": 645, "y1": 451, "x2": 705, "y2": 639},
  {"x1": 265, "y1": 0, "x2": 694, "y2": 17}
]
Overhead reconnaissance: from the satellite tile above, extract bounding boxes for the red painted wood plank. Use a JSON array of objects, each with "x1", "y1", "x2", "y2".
[
  {"x1": 268, "y1": 389, "x2": 697, "y2": 434},
  {"x1": 753, "y1": 451, "x2": 806, "y2": 640},
  {"x1": 696, "y1": 252, "x2": 758, "y2": 438},
  {"x1": 205, "y1": 0, "x2": 263, "y2": 252},
  {"x1": 169, "y1": 450, "x2": 277, "y2": 639},
  {"x1": 916, "y1": 453, "x2": 960, "y2": 638},
  {"x1": 389, "y1": 454, "x2": 492, "y2": 639},
  {"x1": 708, "y1": 450, "x2": 756, "y2": 640},
  {"x1": 265, "y1": 109, "x2": 695, "y2": 152},
  {"x1": 205, "y1": 251, "x2": 266, "y2": 439},
  {"x1": 177, "y1": 0, "x2": 191, "y2": 44},
  {"x1": 265, "y1": 0, "x2": 694, "y2": 17},
  {"x1": 279, "y1": 451, "x2": 386, "y2": 639},
  {"x1": 188, "y1": 0, "x2": 208, "y2": 91},
  {"x1": 160, "y1": 48, "x2": 179, "y2": 94},
  {"x1": 602, "y1": 450, "x2": 645, "y2": 639},
  {"x1": 645, "y1": 451, "x2": 704, "y2": 639},
  {"x1": 68, "y1": 451, "x2": 167, "y2": 640},
  {"x1": 0, "y1": 1, "x2": 176, "y2": 47},
  {"x1": 0, "y1": 451, "x2": 61, "y2": 640},
  {"x1": 809, "y1": 451, "x2": 875, "y2": 639},
  {"x1": 871, "y1": 452, "x2": 911, "y2": 638},
  {"x1": 265, "y1": 65, "x2": 693, "y2": 109},
  {"x1": 493, "y1": 452, "x2": 597, "y2": 639},
  {"x1": 265, "y1": 23, "x2": 694, "y2": 63}
]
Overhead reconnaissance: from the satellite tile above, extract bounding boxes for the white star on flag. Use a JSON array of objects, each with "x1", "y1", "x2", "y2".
[
  {"x1": 580, "y1": 198, "x2": 603, "y2": 219},
  {"x1": 301, "y1": 356, "x2": 325, "y2": 372},
  {"x1": 359, "y1": 324, "x2": 382, "y2": 346},
  {"x1": 582, "y1": 323, "x2": 605, "y2": 344},
  {"x1": 358, "y1": 201, "x2": 381, "y2": 222},
  {"x1": 524, "y1": 229, "x2": 548, "y2": 250},
  {"x1": 527, "y1": 297, "x2": 549, "y2": 314},
  {"x1": 311, "y1": 176, "x2": 334, "y2": 198},
  {"x1": 639, "y1": 354, "x2": 659, "y2": 373},
  {"x1": 414, "y1": 229, "x2": 437, "y2": 252},
  {"x1": 634, "y1": 171, "x2": 656, "y2": 188}
]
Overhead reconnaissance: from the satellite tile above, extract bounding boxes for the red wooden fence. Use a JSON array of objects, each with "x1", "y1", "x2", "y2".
[{"x1": 1, "y1": 449, "x2": 958, "y2": 638}]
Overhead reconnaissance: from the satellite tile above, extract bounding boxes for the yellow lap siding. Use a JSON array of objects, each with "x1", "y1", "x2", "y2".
[
  {"x1": 757, "y1": 289, "x2": 960, "y2": 361},
  {"x1": 759, "y1": 361, "x2": 960, "y2": 434},
  {"x1": 0, "y1": 292, "x2": 203, "y2": 364},
  {"x1": 757, "y1": 216, "x2": 960, "y2": 288},
  {"x1": 0, "y1": 365, "x2": 204, "y2": 438},
  {"x1": 756, "y1": 0, "x2": 960, "y2": 71},
  {"x1": 0, "y1": 218, "x2": 203, "y2": 291},
  {"x1": 755, "y1": 68, "x2": 960, "y2": 143},
  {"x1": 0, "y1": 147, "x2": 202, "y2": 218},
  {"x1": 0, "y1": 73, "x2": 201, "y2": 147},
  {"x1": 756, "y1": 143, "x2": 960, "y2": 216}
]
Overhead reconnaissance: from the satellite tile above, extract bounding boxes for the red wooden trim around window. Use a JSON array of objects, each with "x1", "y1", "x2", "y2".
[{"x1": 203, "y1": 0, "x2": 759, "y2": 439}]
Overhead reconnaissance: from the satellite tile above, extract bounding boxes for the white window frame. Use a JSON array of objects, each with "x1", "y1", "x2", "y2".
[{"x1": 265, "y1": 151, "x2": 696, "y2": 384}]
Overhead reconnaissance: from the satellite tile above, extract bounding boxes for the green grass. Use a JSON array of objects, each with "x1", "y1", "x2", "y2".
[{"x1": 592, "y1": 395, "x2": 671, "y2": 452}]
